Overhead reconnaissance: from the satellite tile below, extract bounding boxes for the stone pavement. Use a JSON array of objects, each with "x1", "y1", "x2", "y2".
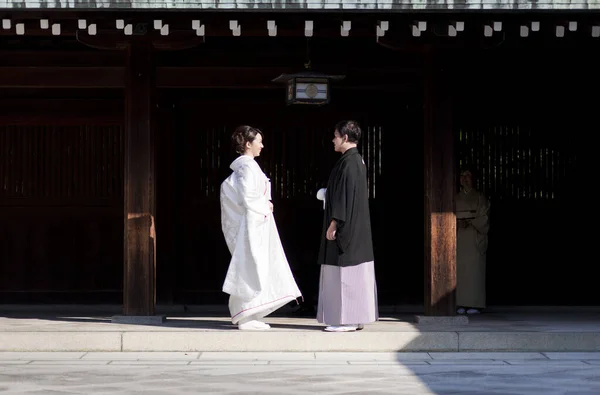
[
  {"x1": 2, "y1": 307, "x2": 600, "y2": 352},
  {"x1": 2, "y1": 352, "x2": 600, "y2": 394}
]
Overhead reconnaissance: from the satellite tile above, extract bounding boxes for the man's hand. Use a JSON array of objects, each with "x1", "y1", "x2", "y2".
[{"x1": 326, "y1": 220, "x2": 337, "y2": 240}]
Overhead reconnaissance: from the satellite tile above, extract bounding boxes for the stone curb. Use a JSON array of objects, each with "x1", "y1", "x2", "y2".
[{"x1": 1, "y1": 331, "x2": 600, "y2": 352}]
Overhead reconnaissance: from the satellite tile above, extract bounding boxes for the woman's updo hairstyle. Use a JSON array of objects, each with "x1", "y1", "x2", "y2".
[{"x1": 232, "y1": 125, "x2": 263, "y2": 155}]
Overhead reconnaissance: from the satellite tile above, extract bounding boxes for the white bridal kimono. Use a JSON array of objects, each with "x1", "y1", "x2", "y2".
[{"x1": 220, "y1": 155, "x2": 302, "y2": 324}]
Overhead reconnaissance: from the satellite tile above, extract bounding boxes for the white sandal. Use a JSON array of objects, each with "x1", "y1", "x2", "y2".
[
  {"x1": 238, "y1": 320, "x2": 271, "y2": 330},
  {"x1": 324, "y1": 325, "x2": 358, "y2": 332}
]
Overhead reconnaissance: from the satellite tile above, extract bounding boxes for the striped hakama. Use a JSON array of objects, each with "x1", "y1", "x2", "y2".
[{"x1": 316, "y1": 261, "x2": 378, "y2": 326}]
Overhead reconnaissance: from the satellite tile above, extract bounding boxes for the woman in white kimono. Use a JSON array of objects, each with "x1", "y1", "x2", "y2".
[
  {"x1": 456, "y1": 167, "x2": 491, "y2": 315},
  {"x1": 220, "y1": 125, "x2": 302, "y2": 330}
]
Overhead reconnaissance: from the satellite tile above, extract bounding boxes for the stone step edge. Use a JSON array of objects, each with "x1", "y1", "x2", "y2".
[{"x1": 1, "y1": 331, "x2": 600, "y2": 352}]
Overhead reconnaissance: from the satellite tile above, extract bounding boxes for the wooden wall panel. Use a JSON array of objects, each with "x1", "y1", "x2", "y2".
[
  {"x1": 0, "y1": 125, "x2": 123, "y2": 201},
  {"x1": 0, "y1": 122, "x2": 123, "y2": 302}
]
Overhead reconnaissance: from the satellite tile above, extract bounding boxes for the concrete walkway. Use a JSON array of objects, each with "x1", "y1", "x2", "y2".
[
  {"x1": 3, "y1": 352, "x2": 600, "y2": 394},
  {"x1": 2, "y1": 306, "x2": 600, "y2": 352}
]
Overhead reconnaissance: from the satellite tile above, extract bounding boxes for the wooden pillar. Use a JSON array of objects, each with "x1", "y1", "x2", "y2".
[
  {"x1": 423, "y1": 46, "x2": 456, "y2": 316},
  {"x1": 123, "y1": 39, "x2": 156, "y2": 316}
]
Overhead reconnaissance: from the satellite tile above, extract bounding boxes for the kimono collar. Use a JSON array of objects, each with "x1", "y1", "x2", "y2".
[
  {"x1": 230, "y1": 155, "x2": 254, "y2": 171},
  {"x1": 341, "y1": 146, "x2": 359, "y2": 157}
]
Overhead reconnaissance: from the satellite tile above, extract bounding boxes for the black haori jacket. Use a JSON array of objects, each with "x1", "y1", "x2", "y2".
[{"x1": 317, "y1": 147, "x2": 375, "y2": 267}]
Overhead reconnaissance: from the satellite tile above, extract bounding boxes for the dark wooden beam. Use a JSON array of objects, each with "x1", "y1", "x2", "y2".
[
  {"x1": 0, "y1": 51, "x2": 124, "y2": 67},
  {"x1": 0, "y1": 99, "x2": 122, "y2": 115},
  {"x1": 0, "y1": 67, "x2": 124, "y2": 88},
  {"x1": 0, "y1": 14, "x2": 393, "y2": 38},
  {"x1": 0, "y1": 44, "x2": 420, "y2": 69},
  {"x1": 0, "y1": 66, "x2": 420, "y2": 88},
  {"x1": 156, "y1": 66, "x2": 420, "y2": 88},
  {"x1": 423, "y1": 46, "x2": 456, "y2": 316},
  {"x1": 2, "y1": 12, "x2": 600, "y2": 43},
  {"x1": 123, "y1": 39, "x2": 156, "y2": 316}
]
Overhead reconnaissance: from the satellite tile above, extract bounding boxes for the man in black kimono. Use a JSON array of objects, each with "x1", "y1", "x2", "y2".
[{"x1": 316, "y1": 120, "x2": 379, "y2": 332}]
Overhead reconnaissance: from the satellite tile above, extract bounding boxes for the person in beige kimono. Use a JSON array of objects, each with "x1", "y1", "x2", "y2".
[{"x1": 456, "y1": 167, "x2": 490, "y2": 315}]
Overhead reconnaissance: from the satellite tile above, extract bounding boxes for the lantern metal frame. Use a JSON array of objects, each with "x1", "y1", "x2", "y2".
[{"x1": 272, "y1": 71, "x2": 345, "y2": 105}]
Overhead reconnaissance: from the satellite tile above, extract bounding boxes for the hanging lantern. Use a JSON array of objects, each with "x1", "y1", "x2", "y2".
[{"x1": 272, "y1": 71, "x2": 345, "y2": 105}]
